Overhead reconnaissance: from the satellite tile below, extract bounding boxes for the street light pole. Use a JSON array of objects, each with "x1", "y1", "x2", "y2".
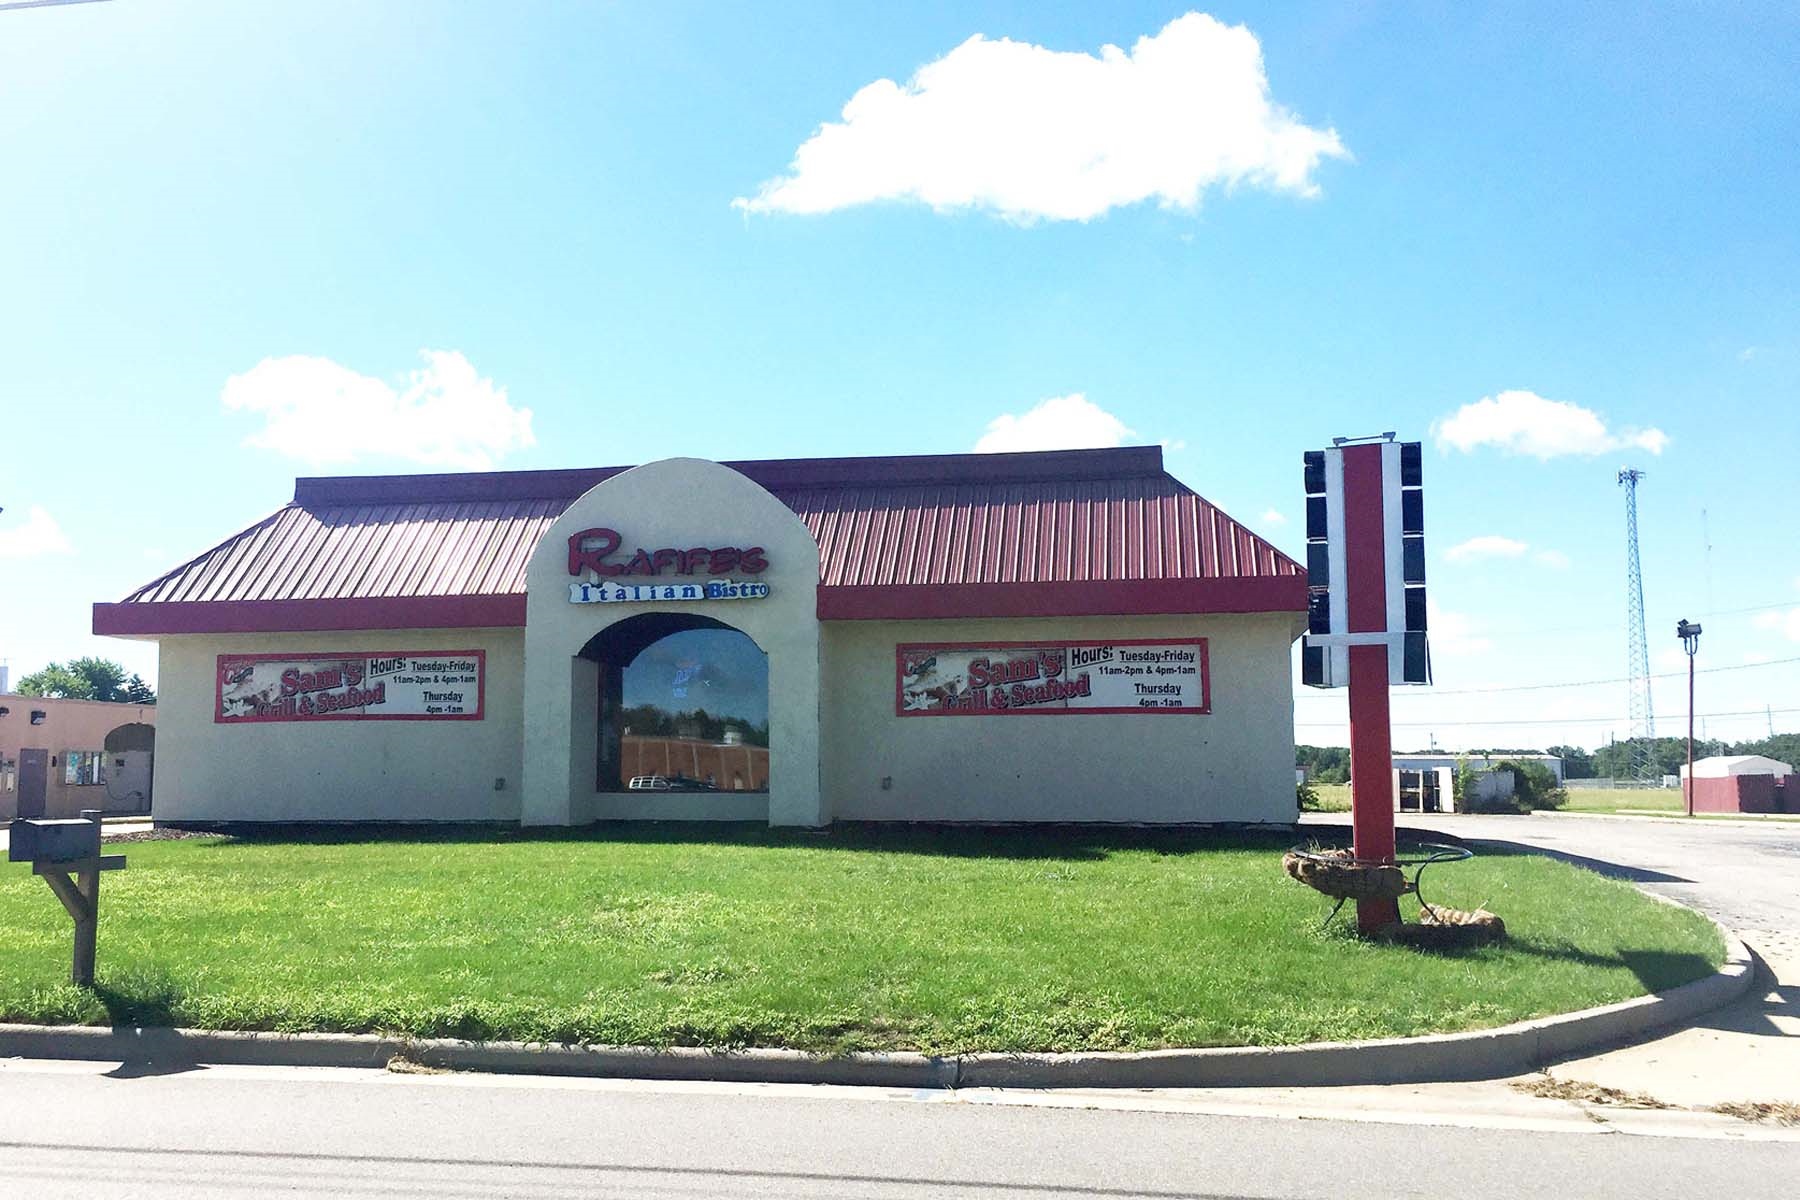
[{"x1": 1677, "y1": 619, "x2": 1702, "y2": 817}]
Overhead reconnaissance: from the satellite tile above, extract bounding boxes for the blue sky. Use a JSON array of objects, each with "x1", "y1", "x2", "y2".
[{"x1": 1, "y1": 2, "x2": 1796, "y2": 751}]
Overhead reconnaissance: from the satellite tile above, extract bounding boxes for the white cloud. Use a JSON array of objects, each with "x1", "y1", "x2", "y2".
[
  {"x1": 1444, "y1": 535, "x2": 1528, "y2": 563},
  {"x1": 734, "y1": 12, "x2": 1348, "y2": 223},
  {"x1": 1743, "y1": 652, "x2": 1774, "y2": 665},
  {"x1": 1259, "y1": 508, "x2": 1287, "y2": 527},
  {"x1": 0, "y1": 506, "x2": 74, "y2": 559},
  {"x1": 975, "y1": 393, "x2": 1136, "y2": 453},
  {"x1": 1533, "y1": 549, "x2": 1571, "y2": 569},
  {"x1": 222, "y1": 350, "x2": 534, "y2": 471},
  {"x1": 1753, "y1": 607, "x2": 1800, "y2": 643},
  {"x1": 1738, "y1": 346, "x2": 1761, "y2": 362},
  {"x1": 1433, "y1": 390, "x2": 1669, "y2": 460}
]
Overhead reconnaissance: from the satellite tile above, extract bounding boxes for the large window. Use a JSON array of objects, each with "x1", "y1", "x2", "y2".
[
  {"x1": 601, "y1": 626, "x2": 770, "y2": 792},
  {"x1": 63, "y1": 750, "x2": 107, "y2": 786}
]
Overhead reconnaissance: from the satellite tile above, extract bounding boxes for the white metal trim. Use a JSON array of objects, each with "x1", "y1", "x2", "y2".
[
  {"x1": 1305, "y1": 631, "x2": 1406, "y2": 650},
  {"x1": 1324, "y1": 446, "x2": 1349, "y2": 682},
  {"x1": 1381, "y1": 440, "x2": 1405, "y2": 684}
]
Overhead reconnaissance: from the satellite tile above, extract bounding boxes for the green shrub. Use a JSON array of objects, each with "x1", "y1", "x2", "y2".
[
  {"x1": 1453, "y1": 759, "x2": 1478, "y2": 810},
  {"x1": 1491, "y1": 759, "x2": 1568, "y2": 812}
]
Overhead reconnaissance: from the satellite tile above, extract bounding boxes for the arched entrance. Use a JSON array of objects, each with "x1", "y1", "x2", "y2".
[
  {"x1": 521, "y1": 457, "x2": 824, "y2": 827},
  {"x1": 579, "y1": 613, "x2": 771, "y2": 795},
  {"x1": 102, "y1": 722, "x2": 156, "y2": 814}
]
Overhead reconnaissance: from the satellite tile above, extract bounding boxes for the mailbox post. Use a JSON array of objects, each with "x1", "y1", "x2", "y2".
[{"x1": 8, "y1": 809, "x2": 126, "y2": 987}]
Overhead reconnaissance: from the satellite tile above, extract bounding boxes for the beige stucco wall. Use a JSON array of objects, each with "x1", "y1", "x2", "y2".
[
  {"x1": 521, "y1": 458, "x2": 822, "y2": 827},
  {"x1": 150, "y1": 628, "x2": 524, "y2": 823},
  {"x1": 820, "y1": 613, "x2": 1300, "y2": 824},
  {"x1": 0, "y1": 694, "x2": 158, "y2": 820}
]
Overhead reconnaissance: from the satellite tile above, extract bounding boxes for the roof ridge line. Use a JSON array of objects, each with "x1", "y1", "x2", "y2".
[{"x1": 292, "y1": 446, "x2": 1168, "y2": 507}]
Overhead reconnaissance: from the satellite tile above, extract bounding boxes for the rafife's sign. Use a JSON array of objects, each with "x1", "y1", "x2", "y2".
[
  {"x1": 216, "y1": 652, "x2": 485, "y2": 723},
  {"x1": 896, "y1": 639, "x2": 1209, "y2": 716},
  {"x1": 566, "y1": 527, "x2": 771, "y2": 606},
  {"x1": 567, "y1": 528, "x2": 768, "y2": 577}
]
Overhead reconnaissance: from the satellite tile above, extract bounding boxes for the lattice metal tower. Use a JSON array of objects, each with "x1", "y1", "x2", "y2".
[{"x1": 1617, "y1": 468, "x2": 1657, "y2": 781}]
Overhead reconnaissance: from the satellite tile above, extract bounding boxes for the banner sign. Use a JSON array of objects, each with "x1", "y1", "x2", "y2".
[
  {"x1": 896, "y1": 639, "x2": 1209, "y2": 717},
  {"x1": 569, "y1": 579, "x2": 769, "y2": 605},
  {"x1": 215, "y1": 651, "x2": 485, "y2": 723}
]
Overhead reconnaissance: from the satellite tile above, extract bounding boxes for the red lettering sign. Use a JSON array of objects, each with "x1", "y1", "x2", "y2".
[{"x1": 567, "y1": 528, "x2": 769, "y2": 578}]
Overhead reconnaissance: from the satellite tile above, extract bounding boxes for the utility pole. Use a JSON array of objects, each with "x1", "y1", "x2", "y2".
[
  {"x1": 1678, "y1": 619, "x2": 1702, "y2": 817},
  {"x1": 1618, "y1": 469, "x2": 1656, "y2": 783}
]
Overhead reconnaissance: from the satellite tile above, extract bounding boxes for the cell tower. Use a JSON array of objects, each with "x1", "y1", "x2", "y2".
[{"x1": 1618, "y1": 468, "x2": 1657, "y2": 781}]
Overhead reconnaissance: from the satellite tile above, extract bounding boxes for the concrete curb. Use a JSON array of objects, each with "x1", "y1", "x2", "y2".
[
  {"x1": 0, "y1": 924, "x2": 1752, "y2": 1090},
  {"x1": 960, "y1": 924, "x2": 1753, "y2": 1088}
]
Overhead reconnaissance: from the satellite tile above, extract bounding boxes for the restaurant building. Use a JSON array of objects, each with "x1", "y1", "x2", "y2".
[{"x1": 92, "y1": 447, "x2": 1307, "y2": 826}]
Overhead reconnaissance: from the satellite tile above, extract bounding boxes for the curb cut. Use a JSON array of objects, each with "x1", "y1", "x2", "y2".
[{"x1": 0, "y1": 924, "x2": 1752, "y2": 1090}]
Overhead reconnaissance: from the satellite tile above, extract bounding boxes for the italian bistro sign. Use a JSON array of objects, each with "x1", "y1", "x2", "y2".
[
  {"x1": 896, "y1": 639, "x2": 1209, "y2": 717},
  {"x1": 216, "y1": 652, "x2": 485, "y2": 723},
  {"x1": 570, "y1": 579, "x2": 770, "y2": 604},
  {"x1": 566, "y1": 526, "x2": 770, "y2": 605}
]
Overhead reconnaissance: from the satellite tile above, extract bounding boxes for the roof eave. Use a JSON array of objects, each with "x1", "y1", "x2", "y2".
[{"x1": 94, "y1": 576, "x2": 1307, "y2": 637}]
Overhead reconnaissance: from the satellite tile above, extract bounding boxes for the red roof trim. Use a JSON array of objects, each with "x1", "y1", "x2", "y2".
[
  {"x1": 93, "y1": 596, "x2": 527, "y2": 636},
  {"x1": 95, "y1": 575, "x2": 1304, "y2": 635},
  {"x1": 816, "y1": 577, "x2": 1308, "y2": 620}
]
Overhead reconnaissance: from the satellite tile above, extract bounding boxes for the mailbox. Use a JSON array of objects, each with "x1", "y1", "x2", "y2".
[
  {"x1": 8, "y1": 811, "x2": 124, "y2": 987},
  {"x1": 8, "y1": 817, "x2": 103, "y2": 864}
]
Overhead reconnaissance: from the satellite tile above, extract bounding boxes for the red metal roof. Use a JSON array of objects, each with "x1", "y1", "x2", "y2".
[{"x1": 96, "y1": 447, "x2": 1304, "y2": 633}]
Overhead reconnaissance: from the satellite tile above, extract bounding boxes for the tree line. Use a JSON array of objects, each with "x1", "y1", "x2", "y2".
[
  {"x1": 1300, "y1": 733, "x2": 1800, "y2": 782},
  {"x1": 14, "y1": 657, "x2": 155, "y2": 704},
  {"x1": 621, "y1": 704, "x2": 769, "y2": 747}
]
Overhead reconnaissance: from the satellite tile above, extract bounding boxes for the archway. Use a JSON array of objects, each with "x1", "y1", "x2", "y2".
[
  {"x1": 102, "y1": 722, "x2": 156, "y2": 814},
  {"x1": 578, "y1": 614, "x2": 770, "y2": 794},
  {"x1": 520, "y1": 457, "x2": 824, "y2": 827}
]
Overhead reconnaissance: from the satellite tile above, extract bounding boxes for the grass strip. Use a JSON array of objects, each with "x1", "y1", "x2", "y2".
[{"x1": 0, "y1": 824, "x2": 1725, "y2": 1055}]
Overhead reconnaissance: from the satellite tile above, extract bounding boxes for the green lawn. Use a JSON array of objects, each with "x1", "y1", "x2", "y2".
[
  {"x1": 0, "y1": 825, "x2": 1724, "y2": 1054},
  {"x1": 1560, "y1": 787, "x2": 1686, "y2": 815},
  {"x1": 1307, "y1": 783, "x2": 1353, "y2": 812}
]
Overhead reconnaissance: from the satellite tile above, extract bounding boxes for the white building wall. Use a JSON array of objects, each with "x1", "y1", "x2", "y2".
[
  {"x1": 520, "y1": 459, "x2": 823, "y2": 827},
  {"x1": 153, "y1": 628, "x2": 525, "y2": 823},
  {"x1": 821, "y1": 612, "x2": 1300, "y2": 824}
]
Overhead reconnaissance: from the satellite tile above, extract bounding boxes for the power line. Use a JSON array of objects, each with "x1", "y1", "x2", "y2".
[
  {"x1": 1293, "y1": 654, "x2": 1800, "y2": 699},
  {"x1": 1428, "y1": 597, "x2": 1800, "y2": 643},
  {"x1": 1296, "y1": 705, "x2": 1800, "y2": 730},
  {"x1": 0, "y1": 1, "x2": 113, "y2": 11}
]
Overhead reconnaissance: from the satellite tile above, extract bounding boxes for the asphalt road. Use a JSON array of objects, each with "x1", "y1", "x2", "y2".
[{"x1": 1, "y1": 1058, "x2": 1796, "y2": 1200}]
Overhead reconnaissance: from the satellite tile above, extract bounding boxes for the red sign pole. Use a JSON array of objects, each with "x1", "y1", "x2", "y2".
[{"x1": 1341, "y1": 443, "x2": 1400, "y2": 932}]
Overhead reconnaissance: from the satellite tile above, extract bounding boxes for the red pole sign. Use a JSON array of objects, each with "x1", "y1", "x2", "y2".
[
  {"x1": 1341, "y1": 443, "x2": 1400, "y2": 932},
  {"x1": 1303, "y1": 435, "x2": 1428, "y2": 934}
]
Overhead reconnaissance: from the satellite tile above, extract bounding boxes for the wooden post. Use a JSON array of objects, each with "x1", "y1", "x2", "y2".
[
  {"x1": 73, "y1": 811, "x2": 102, "y2": 986},
  {"x1": 22, "y1": 810, "x2": 124, "y2": 988},
  {"x1": 72, "y1": 865, "x2": 99, "y2": 986}
]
